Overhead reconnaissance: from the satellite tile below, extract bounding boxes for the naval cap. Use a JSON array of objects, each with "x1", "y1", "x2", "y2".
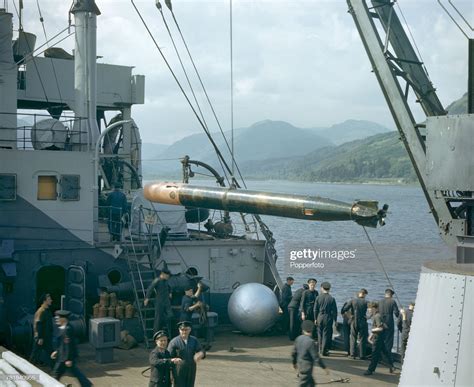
[
  {"x1": 153, "y1": 330, "x2": 168, "y2": 341},
  {"x1": 321, "y1": 281, "x2": 331, "y2": 290},
  {"x1": 385, "y1": 288, "x2": 395, "y2": 295},
  {"x1": 55, "y1": 310, "x2": 71, "y2": 318},
  {"x1": 161, "y1": 268, "x2": 171, "y2": 275},
  {"x1": 177, "y1": 321, "x2": 192, "y2": 329}
]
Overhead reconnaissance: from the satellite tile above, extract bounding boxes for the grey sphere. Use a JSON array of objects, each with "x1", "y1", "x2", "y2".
[{"x1": 227, "y1": 283, "x2": 280, "y2": 334}]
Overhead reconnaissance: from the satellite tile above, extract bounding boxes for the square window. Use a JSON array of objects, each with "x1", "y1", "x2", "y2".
[
  {"x1": 59, "y1": 175, "x2": 80, "y2": 201},
  {"x1": 0, "y1": 174, "x2": 16, "y2": 201},
  {"x1": 37, "y1": 175, "x2": 57, "y2": 200}
]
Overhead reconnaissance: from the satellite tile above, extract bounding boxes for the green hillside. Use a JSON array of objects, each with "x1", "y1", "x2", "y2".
[{"x1": 240, "y1": 132, "x2": 417, "y2": 183}]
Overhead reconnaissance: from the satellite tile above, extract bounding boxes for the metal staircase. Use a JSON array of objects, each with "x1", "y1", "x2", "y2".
[{"x1": 122, "y1": 238, "x2": 157, "y2": 349}]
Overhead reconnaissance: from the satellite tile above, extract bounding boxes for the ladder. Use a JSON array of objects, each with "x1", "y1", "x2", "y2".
[{"x1": 123, "y1": 239, "x2": 157, "y2": 349}]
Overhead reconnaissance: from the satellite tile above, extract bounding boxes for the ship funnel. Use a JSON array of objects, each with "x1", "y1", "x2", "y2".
[{"x1": 144, "y1": 182, "x2": 388, "y2": 228}]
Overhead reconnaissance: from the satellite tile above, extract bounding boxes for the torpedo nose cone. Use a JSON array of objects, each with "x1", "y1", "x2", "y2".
[{"x1": 228, "y1": 283, "x2": 280, "y2": 334}]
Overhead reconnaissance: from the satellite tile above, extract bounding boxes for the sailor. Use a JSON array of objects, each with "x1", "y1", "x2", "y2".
[
  {"x1": 378, "y1": 288, "x2": 399, "y2": 357},
  {"x1": 106, "y1": 183, "x2": 128, "y2": 241},
  {"x1": 30, "y1": 293, "x2": 54, "y2": 367},
  {"x1": 149, "y1": 330, "x2": 182, "y2": 387},
  {"x1": 51, "y1": 310, "x2": 92, "y2": 387},
  {"x1": 144, "y1": 269, "x2": 173, "y2": 334},
  {"x1": 279, "y1": 276, "x2": 294, "y2": 334},
  {"x1": 340, "y1": 299, "x2": 351, "y2": 356},
  {"x1": 313, "y1": 282, "x2": 337, "y2": 356},
  {"x1": 167, "y1": 321, "x2": 205, "y2": 387},
  {"x1": 300, "y1": 279, "x2": 318, "y2": 338},
  {"x1": 288, "y1": 283, "x2": 309, "y2": 341},
  {"x1": 397, "y1": 302, "x2": 414, "y2": 362},
  {"x1": 180, "y1": 283, "x2": 203, "y2": 323},
  {"x1": 364, "y1": 302, "x2": 394, "y2": 376},
  {"x1": 291, "y1": 320, "x2": 330, "y2": 387},
  {"x1": 341, "y1": 288, "x2": 368, "y2": 359}
]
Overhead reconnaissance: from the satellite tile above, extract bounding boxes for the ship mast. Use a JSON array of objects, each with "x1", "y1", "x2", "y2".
[{"x1": 70, "y1": 0, "x2": 101, "y2": 151}]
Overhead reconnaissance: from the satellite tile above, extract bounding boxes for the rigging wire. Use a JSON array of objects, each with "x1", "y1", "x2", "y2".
[
  {"x1": 362, "y1": 226, "x2": 402, "y2": 307},
  {"x1": 394, "y1": 1, "x2": 432, "y2": 80},
  {"x1": 12, "y1": 0, "x2": 50, "y2": 105},
  {"x1": 35, "y1": 0, "x2": 64, "y2": 105},
  {"x1": 230, "y1": 0, "x2": 234, "y2": 178},
  {"x1": 155, "y1": 1, "x2": 210, "y2": 134},
  {"x1": 437, "y1": 0, "x2": 470, "y2": 39},
  {"x1": 130, "y1": 0, "x2": 237, "y2": 188},
  {"x1": 164, "y1": 0, "x2": 248, "y2": 189}
]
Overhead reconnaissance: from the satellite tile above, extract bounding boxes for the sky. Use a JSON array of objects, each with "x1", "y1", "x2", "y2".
[{"x1": 9, "y1": 0, "x2": 473, "y2": 144}]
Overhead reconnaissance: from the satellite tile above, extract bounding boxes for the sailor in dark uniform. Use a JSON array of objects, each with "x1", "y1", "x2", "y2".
[
  {"x1": 149, "y1": 330, "x2": 182, "y2": 387},
  {"x1": 167, "y1": 321, "x2": 205, "y2": 387},
  {"x1": 364, "y1": 302, "x2": 394, "y2": 376},
  {"x1": 106, "y1": 183, "x2": 128, "y2": 241},
  {"x1": 179, "y1": 283, "x2": 203, "y2": 323},
  {"x1": 378, "y1": 288, "x2": 399, "y2": 357},
  {"x1": 279, "y1": 276, "x2": 294, "y2": 334},
  {"x1": 292, "y1": 320, "x2": 330, "y2": 387},
  {"x1": 340, "y1": 299, "x2": 351, "y2": 356},
  {"x1": 313, "y1": 282, "x2": 337, "y2": 356},
  {"x1": 51, "y1": 310, "x2": 92, "y2": 387},
  {"x1": 341, "y1": 288, "x2": 368, "y2": 359},
  {"x1": 397, "y1": 302, "x2": 414, "y2": 363},
  {"x1": 300, "y1": 279, "x2": 318, "y2": 338},
  {"x1": 288, "y1": 284, "x2": 308, "y2": 341},
  {"x1": 144, "y1": 269, "x2": 172, "y2": 333},
  {"x1": 30, "y1": 293, "x2": 54, "y2": 367}
]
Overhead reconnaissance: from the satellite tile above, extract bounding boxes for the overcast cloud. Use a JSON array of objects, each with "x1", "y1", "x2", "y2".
[{"x1": 12, "y1": 0, "x2": 473, "y2": 144}]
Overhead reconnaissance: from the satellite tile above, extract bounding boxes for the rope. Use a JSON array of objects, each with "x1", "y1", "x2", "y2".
[
  {"x1": 362, "y1": 226, "x2": 402, "y2": 306},
  {"x1": 230, "y1": 0, "x2": 234, "y2": 177},
  {"x1": 12, "y1": 0, "x2": 50, "y2": 104},
  {"x1": 36, "y1": 0, "x2": 64, "y2": 104},
  {"x1": 155, "y1": 1, "x2": 210, "y2": 132},
  {"x1": 131, "y1": 0, "x2": 236, "y2": 189},
  {"x1": 165, "y1": 1, "x2": 248, "y2": 189}
]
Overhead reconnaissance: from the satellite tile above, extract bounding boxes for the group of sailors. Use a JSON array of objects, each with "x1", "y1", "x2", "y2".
[
  {"x1": 30, "y1": 293, "x2": 92, "y2": 387},
  {"x1": 280, "y1": 277, "x2": 414, "y2": 385}
]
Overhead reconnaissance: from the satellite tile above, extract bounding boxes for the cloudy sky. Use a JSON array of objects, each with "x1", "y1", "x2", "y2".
[{"x1": 12, "y1": 0, "x2": 472, "y2": 144}]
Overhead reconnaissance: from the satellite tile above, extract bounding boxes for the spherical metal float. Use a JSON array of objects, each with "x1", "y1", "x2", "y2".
[{"x1": 227, "y1": 282, "x2": 279, "y2": 334}]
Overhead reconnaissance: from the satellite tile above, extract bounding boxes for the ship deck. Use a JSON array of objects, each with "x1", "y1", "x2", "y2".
[{"x1": 57, "y1": 326, "x2": 399, "y2": 387}]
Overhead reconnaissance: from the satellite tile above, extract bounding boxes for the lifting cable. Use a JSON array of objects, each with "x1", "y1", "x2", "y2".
[
  {"x1": 131, "y1": 0, "x2": 235, "y2": 188},
  {"x1": 163, "y1": 0, "x2": 249, "y2": 190},
  {"x1": 35, "y1": 0, "x2": 64, "y2": 105},
  {"x1": 362, "y1": 226, "x2": 402, "y2": 307},
  {"x1": 155, "y1": 1, "x2": 210, "y2": 135},
  {"x1": 12, "y1": 0, "x2": 50, "y2": 106}
]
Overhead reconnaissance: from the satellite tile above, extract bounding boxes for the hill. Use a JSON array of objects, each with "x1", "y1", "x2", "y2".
[{"x1": 240, "y1": 132, "x2": 417, "y2": 183}]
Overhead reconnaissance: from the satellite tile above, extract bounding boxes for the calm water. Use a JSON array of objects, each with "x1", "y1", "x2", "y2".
[{"x1": 241, "y1": 180, "x2": 452, "y2": 309}]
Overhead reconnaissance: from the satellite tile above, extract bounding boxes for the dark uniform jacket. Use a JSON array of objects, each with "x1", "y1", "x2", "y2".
[
  {"x1": 397, "y1": 309, "x2": 413, "y2": 339},
  {"x1": 56, "y1": 324, "x2": 77, "y2": 362},
  {"x1": 288, "y1": 287, "x2": 306, "y2": 310},
  {"x1": 292, "y1": 334, "x2": 326, "y2": 385},
  {"x1": 378, "y1": 298, "x2": 399, "y2": 328},
  {"x1": 180, "y1": 295, "x2": 197, "y2": 322},
  {"x1": 280, "y1": 284, "x2": 292, "y2": 309},
  {"x1": 167, "y1": 335, "x2": 204, "y2": 387},
  {"x1": 146, "y1": 278, "x2": 171, "y2": 306},
  {"x1": 34, "y1": 305, "x2": 53, "y2": 343},
  {"x1": 106, "y1": 189, "x2": 128, "y2": 215},
  {"x1": 300, "y1": 289, "x2": 318, "y2": 317},
  {"x1": 314, "y1": 293, "x2": 337, "y2": 322},
  {"x1": 341, "y1": 297, "x2": 367, "y2": 323},
  {"x1": 149, "y1": 348, "x2": 173, "y2": 387}
]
